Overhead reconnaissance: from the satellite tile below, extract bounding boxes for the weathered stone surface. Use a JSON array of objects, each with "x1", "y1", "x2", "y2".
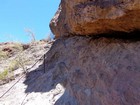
[
  {"x1": 49, "y1": 0, "x2": 140, "y2": 104},
  {"x1": 45, "y1": 36, "x2": 140, "y2": 105},
  {"x1": 50, "y1": 0, "x2": 140, "y2": 38}
]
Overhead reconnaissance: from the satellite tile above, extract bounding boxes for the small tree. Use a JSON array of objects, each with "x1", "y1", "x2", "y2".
[{"x1": 25, "y1": 29, "x2": 36, "y2": 42}]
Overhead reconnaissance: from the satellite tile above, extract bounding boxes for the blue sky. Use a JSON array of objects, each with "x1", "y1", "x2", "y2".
[{"x1": 0, "y1": 0, "x2": 60, "y2": 43}]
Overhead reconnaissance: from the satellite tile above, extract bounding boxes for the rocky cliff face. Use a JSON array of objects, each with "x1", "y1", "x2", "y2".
[
  {"x1": 45, "y1": 36, "x2": 140, "y2": 105},
  {"x1": 50, "y1": 0, "x2": 140, "y2": 38},
  {"x1": 47, "y1": 0, "x2": 140, "y2": 105}
]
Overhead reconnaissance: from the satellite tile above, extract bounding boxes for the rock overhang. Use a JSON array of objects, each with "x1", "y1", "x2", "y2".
[{"x1": 50, "y1": 0, "x2": 140, "y2": 38}]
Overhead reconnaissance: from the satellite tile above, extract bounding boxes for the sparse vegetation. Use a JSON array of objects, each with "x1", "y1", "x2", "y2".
[
  {"x1": 0, "y1": 50, "x2": 8, "y2": 60},
  {"x1": 0, "y1": 68, "x2": 9, "y2": 80},
  {"x1": 0, "y1": 50, "x2": 29, "y2": 84},
  {"x1": 0, "y1": 60, "x2": 19, "y2": 84},
  {"x1": 12, "y1": 43, "x2": 23, "y2": 52},
  {"x1": 25, "y1": 29, "x2": 36, "y2": 43},
  {"x1": 0, "y1": 43, "x2": 24, "y2": 60},
  {"x1": 0, "y1": 40, "x2": 51, "y2": 85},
  {"x1": 9, "y1": 60, "x2": 19, "y2": 71},
  {"x1": 15, "y1": 54, "x2": 30, "y2": 73}
]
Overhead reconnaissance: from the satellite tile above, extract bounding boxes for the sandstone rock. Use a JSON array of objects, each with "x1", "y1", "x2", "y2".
[
  {"x1": 45, "y1": 36, "x2": 140, "y2": 105},
  {"x1": 50, "y1": 0, "x2": 140, "y2": 38}
]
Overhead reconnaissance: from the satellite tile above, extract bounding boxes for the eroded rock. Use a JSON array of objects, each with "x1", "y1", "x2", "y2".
[
  {"x1": 49, "y1": 0, "x2": 140, "y2": 104},
  {"x1": 50, "y1": 0, "x2": 140, "y2": 38},
  {"x1": 45, "y1": 36, "x2": 140, "y2": 105}
]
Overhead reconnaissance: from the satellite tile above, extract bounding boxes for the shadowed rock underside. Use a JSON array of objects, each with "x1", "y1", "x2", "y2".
[{"x1": 50, "y1": 0, "x2": 140, "y2": 38}]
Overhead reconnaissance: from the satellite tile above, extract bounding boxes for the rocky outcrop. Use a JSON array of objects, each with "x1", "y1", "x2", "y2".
[
  {"x1": 45, "y1": 36, "x2": 140, "y2": 105},
  {"x1": 50, "y1": 0, "x2": 140, "y2": 38},
  {"x1": 48, "y1": 0, "x2": 140, "y2": 105}
]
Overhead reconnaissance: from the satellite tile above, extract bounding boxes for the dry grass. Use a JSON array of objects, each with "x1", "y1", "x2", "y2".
[
  {"x1": 0, "y1": 51, "x2": 29, "y2": 85},
  {"x1": 0, "y1": 42, "x2": 24, "y2": 60},
  {"x1": 12, "y1": 43, "x2": 23, "y2": 51},
  {"x1": 0, "y1": 50, "x2": 8, "y2": 60},
  {"x1": 0, "y1": 40, "x2": 50, "y2": 85},
  {"x1": 0, "y1": 59, "x2": 19, "y2": 84}
]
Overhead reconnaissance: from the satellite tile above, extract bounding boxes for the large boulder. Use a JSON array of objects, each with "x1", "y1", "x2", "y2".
[
  {"x1": 50, "y1": 0, "x2": 140, "y2": 38},
  {"x1": 45, "y1": 36, "x2": 140, "y2": 105},
  {"x1": 48, "y1": 0, "x2": 140, "y2": 105}
]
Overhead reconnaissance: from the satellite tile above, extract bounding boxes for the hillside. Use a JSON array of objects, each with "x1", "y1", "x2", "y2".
[
  {"x1": 0, "y1": 41, "x2": 47, "y2": 84},
  {"x1": 0, "y1": 40, "x2": 65, "y2": 105}
]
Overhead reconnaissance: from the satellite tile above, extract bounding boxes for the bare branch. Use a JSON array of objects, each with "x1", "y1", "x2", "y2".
[{"x1": 24, "y1": 29, "x2": 36, "y2": 42}]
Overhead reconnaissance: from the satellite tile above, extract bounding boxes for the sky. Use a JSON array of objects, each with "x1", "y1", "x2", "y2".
[{"x1": 0, "y1": 0, "x2": 60, "y2": 43}]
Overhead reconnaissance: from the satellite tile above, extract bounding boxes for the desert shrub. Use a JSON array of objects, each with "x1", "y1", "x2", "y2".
[
  {"x1": 25, "y1": 29, "x2": 36, "y2": 43},
  {"x1": 12, "y1": 43, "x2": 23, "y2": 52},
  {"x1": 0, "y1": 43, "x2": 23, "y2": 59},
  {"x1": 15, "y1": 54, "x2": 30, "y2": 73},
  {"x1": 9, "y1": 60, "x2": 19, "y2": 71},
  {"x1": 0, "y1": 50, "x2": 8, "y2": 60},
  {"x1": 0, "y1": 68, "x2": 15, "y2": 85},
  {"x1": 0, "y1": 69, "x2": 9, "y2": 80},
  {"x1": 0, "y1": 60, "x2": 19, "y2": 82},
  {"x1": 0, "y1": 56, "x2": 28, "y2": 84}
]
